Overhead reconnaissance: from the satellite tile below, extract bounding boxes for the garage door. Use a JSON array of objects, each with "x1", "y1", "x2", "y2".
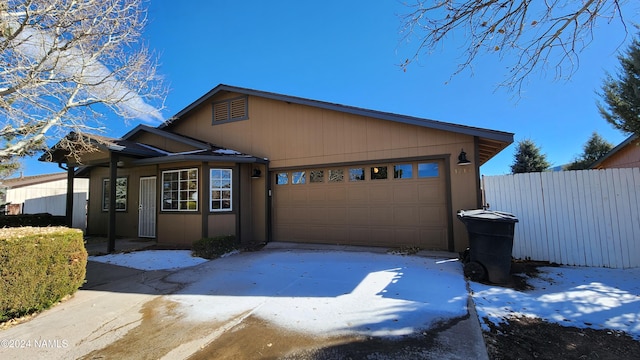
[{"x1": 272, "y1": 160, "x2": 449, "y2": 250}]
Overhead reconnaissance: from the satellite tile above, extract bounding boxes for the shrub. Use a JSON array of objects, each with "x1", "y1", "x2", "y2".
[
  {"x1": 0, "y1": 227, "x2": 87, "y2": 322},
  {"x1": 192, "y1": 235, "x2": 237, "y2": 259},
  {"x1": 0, "y1": 213, "x2": 66, "y2": 228}
]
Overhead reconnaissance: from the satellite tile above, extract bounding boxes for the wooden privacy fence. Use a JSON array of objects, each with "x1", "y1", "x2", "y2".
[{"x1": 482, "y1": 168, "x2": 640, "y2": 269}]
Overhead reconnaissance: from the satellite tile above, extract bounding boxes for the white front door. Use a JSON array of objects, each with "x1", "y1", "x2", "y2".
[{"x1": 138, "y1": 176, "x2": 157, "y2": 238}]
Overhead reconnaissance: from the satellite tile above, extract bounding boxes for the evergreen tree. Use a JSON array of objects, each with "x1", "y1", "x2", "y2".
[
  {"x1": 566, "y1": 132, "x2": 614, "y2": 170},
  {"x1": 598, "y1": 32, "x2": 640, "y2": 136},
  {"x1": 510, "y1": 139, "x2": 551, "y2": 174}
]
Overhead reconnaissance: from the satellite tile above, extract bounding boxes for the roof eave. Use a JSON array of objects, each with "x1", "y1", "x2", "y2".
[
  {"x1": 131, "y1": 154, "x2": 269, "y2": 166},
  {"x1": 158, "y1": 84, "x2": 515, "y2": 145},
  {"x1": 589, "y1": 134, "x2": 638, "y2": 169}
]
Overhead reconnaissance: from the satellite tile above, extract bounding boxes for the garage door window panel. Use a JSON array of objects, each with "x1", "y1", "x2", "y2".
[
  {"x1": 277, "y1": 173, "x2": 289, "y2": 185},
  {"x1": 418, "y1": 162, "x2": 439, "y2": 178},
  {"x1": 370, "y1": 166, "x2": 388, "y2": 180},
  {"x1": 349, "y1": 168, "x2": 365, "y2": 181},
  {"x1": 292, "y1": 171, "x2": 306, "y2": 185},
  {"x1": 310, "y1": 170, "x2": 324, "y2": 183},
  {"x1": 394, "y1": 164, "x2": 413, "y2": 179},
  {"x1": 328, "y1": 169, "x2": 344, "y2": 182}
]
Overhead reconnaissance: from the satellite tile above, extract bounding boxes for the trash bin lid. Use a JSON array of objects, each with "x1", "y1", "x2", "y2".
[{"x1": 457, "y1": 209, "x2": 518, "y2": 223}]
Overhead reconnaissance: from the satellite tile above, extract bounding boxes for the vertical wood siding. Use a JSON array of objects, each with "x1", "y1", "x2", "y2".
[{"x1": 483, "y1": 168, "x2": 640, "y2": 268}]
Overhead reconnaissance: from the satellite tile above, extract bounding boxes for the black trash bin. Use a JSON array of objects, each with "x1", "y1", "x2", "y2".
[{"x1": 457, "y1": 209, "x2": 518, "y2": 284}]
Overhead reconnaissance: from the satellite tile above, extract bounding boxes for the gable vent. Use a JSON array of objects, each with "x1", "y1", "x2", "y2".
[{"x1": 212, "y1": 96, "x2": 248, "y2": 123}]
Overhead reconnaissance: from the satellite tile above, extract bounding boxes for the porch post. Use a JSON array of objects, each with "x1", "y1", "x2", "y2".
[
  {"x1": 65, "y1": 165, "x2": 74, "y2": 228},
  {"x1": 201, "y1": 162, "x2": 209, "y2": 240},
  {"x1": 107, "y1": 153, "x2": 118, "y2": 253}
]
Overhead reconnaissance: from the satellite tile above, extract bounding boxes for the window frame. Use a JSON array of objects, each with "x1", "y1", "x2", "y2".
[
  {"x1": 393, "y1": 164, "x2": 414, "y2": 179},
  {"x1": 276, "y1": 172, "x2": 289, "y2": 185},
  {"x1": 161, "y1": 168, "x2": 199, "y2": 212},
  {"x1": 291, "y1": 171, "x2": 306, "y2": 185},
  {"x1": 349, "y1": 167, "x2": 365, "y2": 182},
  {"x1": 418, "y1": 162, "x2": 440, "y2": 178},
  {"x1": 102, "y1": 177, "x2": 128, "y2": 212},
  {"x1": 370, "y1": 166, "x2": 388, "y2": 180},
  {"x1": 210, "y1": 168, "x2": 232, "y2": 212}
]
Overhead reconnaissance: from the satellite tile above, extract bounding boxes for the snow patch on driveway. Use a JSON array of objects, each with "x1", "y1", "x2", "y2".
[{"x1": 167, "y1": 250, "x2": 468, "y2": 337}]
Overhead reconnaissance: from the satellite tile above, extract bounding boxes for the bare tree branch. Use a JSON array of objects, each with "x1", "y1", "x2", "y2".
[
  {"x1": 400, "y1": 0, "x2": 629, "y2": 92},
  {"x1": 0, "y1": 0, "x2": 166, "y2": 161}
]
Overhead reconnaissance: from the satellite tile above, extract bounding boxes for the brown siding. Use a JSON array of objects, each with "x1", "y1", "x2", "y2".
[
  {"x1": 86, "y1": 163, "x2": 157, "y2": 238},
  {"x1": 207, "y1": 214, "x2": 236, "y2": 238},
  {"x1": 597, "y1": 144, "x2": 640, "y2": 169},
  {"x1": 166, "y1": 93, "x2": 480, "y2": 251},
  {"x1": 157, "y1": 213, "x2": 202, "y2": 246}
]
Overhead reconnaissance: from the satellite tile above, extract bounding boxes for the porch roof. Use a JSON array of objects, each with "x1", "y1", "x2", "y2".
[{"x1": 40, "y1": 130, "x2": 267, "y2": 167}]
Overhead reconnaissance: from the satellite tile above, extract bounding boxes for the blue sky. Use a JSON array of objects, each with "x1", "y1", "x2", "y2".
[{"x1": 20, "y1": 0, "x2": 638, "y2": 176}]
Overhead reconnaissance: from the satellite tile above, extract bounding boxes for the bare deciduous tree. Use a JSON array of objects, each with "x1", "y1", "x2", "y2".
[
  {"x1": 0, "y1": 0, "x2": 165, "y2": 163},
  {"x1": 400, "y1": 0, "x2": 628, "y2": 92}
]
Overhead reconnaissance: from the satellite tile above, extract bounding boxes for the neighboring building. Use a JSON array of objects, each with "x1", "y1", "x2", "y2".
[
  {"x1": 590, "y1": 135, "x2": 640, "y2": 169},
  {"x1": 42, "y1": 84, "x2": 514, "y2": 252},
  {"x1": 0, "y1": 172, "x2": 89, "y2": 230}
]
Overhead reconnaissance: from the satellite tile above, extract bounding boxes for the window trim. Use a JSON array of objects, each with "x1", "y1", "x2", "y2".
[
  {"x1": 291, "y1": 171, "x2": 306, "y2": 185},
  {"x1": 276, "y1": 172, "x2": 289, "y2": 185},
  {"x1": 393, "y1": 164, "x2": 414, "y2": 179},
  {"x1": 418, "y1": 162, "x2": 440, "y2": 178},
  {"x1": 348, "y1": 167, "x2": 365, "y2": 182},
  {"x1": 102, "y1": 177, "x2": 128, "y2": 212},
  {"x1": 161, "y1": 168, "x2": 199, "y2": 212},
  {"x1": 210, "y1": 168, "x2": 233, "y2": 212}
]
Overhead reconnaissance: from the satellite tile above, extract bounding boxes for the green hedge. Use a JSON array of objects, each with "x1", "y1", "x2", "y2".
[
  {"x1": 0, "y1": 227, "x2": 87, "y2": 322},
  {"x1": 192, "y1": 235, "x2": 238, "y2": 259}
]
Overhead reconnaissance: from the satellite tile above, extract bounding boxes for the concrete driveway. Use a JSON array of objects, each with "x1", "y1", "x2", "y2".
[{"x1": 0, "y1": 243, "x2": 488, "y2": 359}]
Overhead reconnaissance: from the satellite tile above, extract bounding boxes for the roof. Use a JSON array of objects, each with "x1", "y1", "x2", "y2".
[
  {"x1": 1, "y1": 172, "x2": 68, "y2": 188},
  {"x1": 589, "y1": 134, "x2": 639, "y2": 169},
  {"x1": 159, "y1": 84, "x2": 514, "y2": 164},
  {"x1": 41, "y1": 126, "x2": 267, "y2": 167}
]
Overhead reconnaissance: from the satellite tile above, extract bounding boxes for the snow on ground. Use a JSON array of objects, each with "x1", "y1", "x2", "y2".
[
  {"x1": 87, "y1": 249, "x2": 640, "y2": 340},
  {"x1": 89, "y1": 250, "x2": 208, "y2": 270},
  {"x1": 165, "y1": 250, "x2": 468, "y2": 337},
  {"x1": 470, "y1": 266, "x2": 640, "y2": 339}
]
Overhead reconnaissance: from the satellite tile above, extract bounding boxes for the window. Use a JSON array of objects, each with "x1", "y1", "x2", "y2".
[
  {"x1": 102, "y1": 177, "x2": 127, "y2": 211},
  {"x1": 276, "y1": 173, "x2": 289, "y2": 185},
  {"x1": 349, "y1": 168, "x2": 365, "y2": 181},
  {"x1": 210, "y1": 169, "x2": 232, "y2": 211},
  {"x1": 394, "y1": 164, "x2": 413, "y2": 179},
  {"x1": 370, "y1": 166, "x2": 388, "y2": 180},
  {"x1": 310, "y1": 170, "x2": 324, "y2": 183},
  {"x1": 292, "y1": 171, "x2": 306, "y2": 184},
  {"x1": 212, "y1": 96, "x2": 248, "y2": 122},
  {"x1": 162, "y1": 168, "x2": 198, "y2": 211},
  {"x1": 328, "y1": 169, "x2": 344, "y2": 182},
  {"x1": 418, "y1": 162, "x2": 439, "y2": 178}
]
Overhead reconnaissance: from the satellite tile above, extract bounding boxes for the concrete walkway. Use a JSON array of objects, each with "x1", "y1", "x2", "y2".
[
  {"x1": 83, "y1": 237, "x2": 157, "y2": 256},
  {"x1": 0, "y1": 244, "x2": 489, "y2": 359}
]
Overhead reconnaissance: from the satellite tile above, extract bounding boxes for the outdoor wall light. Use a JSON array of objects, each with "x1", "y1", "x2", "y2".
[
  {"x1": 457, "y1": 149, "x2": 471, "y2": 166},
  {"x1": 251, "y1": 168, "x2": 262, "y2": 178}
]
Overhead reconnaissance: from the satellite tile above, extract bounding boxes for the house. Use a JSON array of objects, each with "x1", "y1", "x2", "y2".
[
  {"x1": 42, "y1": 84, "x2": 513, "y2": 252},
  {"x1": 590, "y1": 134, "x2": 640, "y2": 169},
  {"x1": 0, "y1": 172, "x2": 89, "y2": 230}
]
